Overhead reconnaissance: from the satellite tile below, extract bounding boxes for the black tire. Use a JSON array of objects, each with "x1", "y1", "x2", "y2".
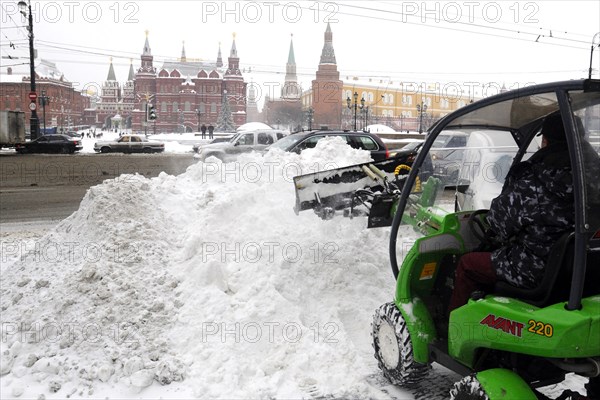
[
  {"x1": 372, "y1": 302, "x2": 430, "y2": 386},
  {"x1": 101, "y1": 147, "x2": 111, "y2": 154},
  {"x1": 449, "y1": 375, "x2": 490, "y2": 400}
]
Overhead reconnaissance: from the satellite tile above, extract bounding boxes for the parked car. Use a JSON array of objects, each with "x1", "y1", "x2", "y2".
[
  {"x1": 94, "y1": 135, "x2": 165, "y2": 153},
  {"x1": 267, "y1": 130, "x2": 389, "y2": 161},
  {"x1": 389, "y1": 140, "x2": 423, "y2": 158},
  {"x1": 429, "y1": 131, "x2": 467, "y2": 160},
  {"x1": 15, "y1": 134, "x2": 83, "y2": 154},
  {"x1": 64, "y1": 131, "x2": 82, "y2": 139},
  {"x1": 193, "y1": 129, "x2": 287, "y2": 161}
]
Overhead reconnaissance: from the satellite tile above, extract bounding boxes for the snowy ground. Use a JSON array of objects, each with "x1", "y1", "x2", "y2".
[{"x1": 0, "y1": 137, "x2": 590, "y2": 399}]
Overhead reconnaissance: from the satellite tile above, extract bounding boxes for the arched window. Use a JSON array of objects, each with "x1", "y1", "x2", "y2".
[
  {"x1": 185, "y1": 101, "x2": 191, "y2": 111},
  {"x1": 173, "y1": 101, "x2": 179, "y2": 112}
]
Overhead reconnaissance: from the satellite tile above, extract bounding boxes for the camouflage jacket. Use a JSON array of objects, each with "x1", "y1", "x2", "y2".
[{"x1": 487, "y1": 143, "x2": 574, "y2": 288}]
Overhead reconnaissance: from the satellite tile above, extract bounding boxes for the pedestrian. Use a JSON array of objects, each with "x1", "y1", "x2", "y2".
[
  {"x1": 201, "y1": 124, "x2": 207, "y2": 139},
  {"x1": 208, "y1": 124, "x2": 214, "y2": 140}
]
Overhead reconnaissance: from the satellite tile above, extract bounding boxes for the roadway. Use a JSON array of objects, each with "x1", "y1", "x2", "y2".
[{"x1": 0, "y1": 152, "x2": 198, "y2": 223}]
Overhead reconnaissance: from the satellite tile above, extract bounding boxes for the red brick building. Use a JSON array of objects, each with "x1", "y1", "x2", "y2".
[
  {"x1": 311, "y1": 23, "x2": 343, "y2": 130},
  {"x1": 96, "y1": 32, "x2": 247, "y2": 134},
  {"x1": 0, "y1": 59, "x2": 91, "y2": 133}
]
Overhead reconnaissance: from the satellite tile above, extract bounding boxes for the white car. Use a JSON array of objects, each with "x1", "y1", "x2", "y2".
[
  {"x1": 94, "y1": 135, "x2": 165, "y2": 153},
  {"x1": 193, "y1": 129, "x2": 287, "y2": 161},
  {"x1": 456, "y1": 130, "x2": 542, "y2": 210}
]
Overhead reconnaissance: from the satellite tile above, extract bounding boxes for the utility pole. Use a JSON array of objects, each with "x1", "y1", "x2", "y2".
[{"x1": 19, "y1": 0, "x2": 39, "y2": 140}]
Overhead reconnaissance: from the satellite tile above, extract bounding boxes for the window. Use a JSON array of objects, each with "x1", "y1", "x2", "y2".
[
  {"x1": 257, "y1": 132, "x2": 272, "y2": 145},
  {"x1": 236, "y1": 133, "x2": 254, "y2": 146},
  {"x1": 161, "y1": 102, "x2": 167, "y2": 113},
  {"x1": 276, "y1": 132, "x2": 284, "y2": 140},
  {"x1": 185, "y1": 101, "x2": 191, "y2": 112},
  {"x1": 353, "y1": 136, "x2": 379, "y2": 151},
  {"x1": 173, "y1": 102, "x2": 179, "y2": 112},
  {"x1": 131, "y1": 136, "x2": 141, "y2": 142}
]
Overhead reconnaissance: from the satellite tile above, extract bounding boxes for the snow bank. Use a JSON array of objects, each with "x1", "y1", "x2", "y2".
[{"x1": 0, "y1": 137, "x2": 399, "y2": 398}]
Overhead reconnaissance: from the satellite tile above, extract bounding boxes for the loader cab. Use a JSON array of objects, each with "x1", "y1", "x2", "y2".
[{"x1": 391, "y1": 80, "x2": 600, "y2": 311}]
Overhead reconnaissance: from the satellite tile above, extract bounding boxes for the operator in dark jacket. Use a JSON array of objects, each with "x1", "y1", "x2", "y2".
[{"x1": 448, "y1": 113, "x2": 575, "y2": 311}]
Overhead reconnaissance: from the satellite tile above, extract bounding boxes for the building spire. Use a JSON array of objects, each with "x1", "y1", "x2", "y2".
[
  {"x1": 107, "y1": 57, "x2": 117, "y2": 81},
  {"x1": 127, "y1": 58, "x2": 134, "y2": 80},
  {"x1": 282, "y1": 34, "x2": 299, "y2": 100},
  {"x1": 287, "y1": 33, "x2": 296, "y2": 64},
  {"x1": 180, "y1": 40, "x2": 187, "y2": 62},
  {"x1": 226, "y1": 33, "x2": 241, "y2": 75},
  {"x1": 143, "y1": 30, "x2": 151, "y2": 56},
  {"x1": 216, "y1": 42, "x2": 223, "y2": 68},
  {"x1": 319, "y1": 22, "x2": 336, "y2": 64},
  {"x1": 230, "y1": 32, "x2": 238, "y2": 57}
]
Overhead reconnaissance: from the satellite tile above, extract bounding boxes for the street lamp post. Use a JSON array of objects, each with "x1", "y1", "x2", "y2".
[
  {"x1": 346, "y1": 92, "x2": 365, "y2": 132},
  {"x1": 196, "y1": 108, "x2": 201, "y2": 132},
  {"x1": 40, "y1": 90, "x2": 50, "y2": 134},
  {"x1": 416, "y1": 101, "x2": 428, "y2": 134},
  {"x1": 589, "y1": 32, "x2": 600, "y2": 79},
  {"x1": 19, "y1": 0, "x2": 39, "y2": 140},
  {"x1": 306, "y1": 107, "x2": 314, "y2": 131},
  {"x1": 362, "y1": 106, "x2": 369, "y2": 131}
]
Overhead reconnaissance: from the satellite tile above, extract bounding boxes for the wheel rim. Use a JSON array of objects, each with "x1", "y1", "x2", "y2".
[{"x1": 377, "y1": 320, "x2": 400, "y2": 369}]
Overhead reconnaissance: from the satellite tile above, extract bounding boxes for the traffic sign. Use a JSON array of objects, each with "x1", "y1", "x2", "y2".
[
  {"x1": 29, "y1": 92, "x2": 37, "y2": 101},
  {"x1": 29, "y1": 102, "x2": 37, "y2": 111}
]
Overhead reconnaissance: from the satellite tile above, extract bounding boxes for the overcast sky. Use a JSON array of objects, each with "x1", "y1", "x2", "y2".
[{"x1": 1, "y1": 0, "x2": 599, "y2": 104}]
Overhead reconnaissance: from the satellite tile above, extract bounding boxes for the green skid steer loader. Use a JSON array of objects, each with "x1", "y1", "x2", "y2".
[{"x1": 293, "y1": 80, "x2": 600, "y2": 399}]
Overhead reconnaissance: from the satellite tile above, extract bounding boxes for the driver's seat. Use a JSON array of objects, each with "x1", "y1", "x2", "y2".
[{"x1": 493, "y1": 232, "x2": 574, "y2": 307}]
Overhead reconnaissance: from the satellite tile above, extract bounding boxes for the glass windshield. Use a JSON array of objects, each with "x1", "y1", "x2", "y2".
[
  {"x1": 268, "y1": 134, "x2": 306, "y2": 150},
  {"x1": 228, "y1": 132, "x2": 242, "y2": 143},
  {"x1": 571, "y1": 91, "x2": 600, "y2": 232}
]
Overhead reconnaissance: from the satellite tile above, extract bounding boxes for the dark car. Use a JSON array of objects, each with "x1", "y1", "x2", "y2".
[
  {"x1": 267, "y1": 130, "x2": 389, "y2": 161},
  {"x1": 16, "y1": 134, "x2": 83, "y2": 154}
]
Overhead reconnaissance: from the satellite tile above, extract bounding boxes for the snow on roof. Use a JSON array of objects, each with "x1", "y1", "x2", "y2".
[
  {"x1": 365, "y1": 124, "x2": 396, "y2": 133},
  {"x1": 236, "y1": 121, "x2": 272, "y2": 131}
]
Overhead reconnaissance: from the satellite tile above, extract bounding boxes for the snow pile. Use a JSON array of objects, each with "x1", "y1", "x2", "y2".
[{"x1": 0, "y1": 137, "x2": 399, "y2": 398}]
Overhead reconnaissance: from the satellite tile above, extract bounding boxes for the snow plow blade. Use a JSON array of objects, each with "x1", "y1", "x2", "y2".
[{"x1": 293, "y1": 158, "x2": 413, "y2": 226}]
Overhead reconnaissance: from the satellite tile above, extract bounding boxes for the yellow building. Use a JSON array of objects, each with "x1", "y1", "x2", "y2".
[{"x1": 302, "y1": 77, "x2": 474, "y2": 132}]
